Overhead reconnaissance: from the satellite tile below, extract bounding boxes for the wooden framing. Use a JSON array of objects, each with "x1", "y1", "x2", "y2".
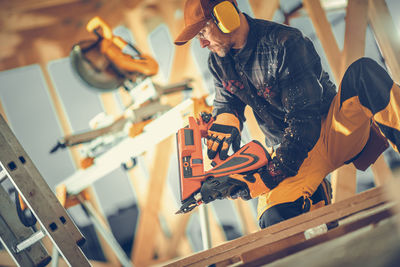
[
  {"x1": 1, "y1": 0, "x2": 400, "y2": 266},
  {"x1": 368, "y1": 0, "x2": 400, "y2": 83},
  {"x1": 132, "y1": 136, "x2": 174, "y2": 266},
  {"x1": 165, "y1": 186, "x2": 395, "y2": 266},
  {"x1": 303, "y1": 0, "x2": 342, "y2": 83},
  {"x1": 302, "y1": 0, "x2": 397, "y2": 202},
  {"x1": 248, "y1": 0, "x2": 280, "y2": 21}
]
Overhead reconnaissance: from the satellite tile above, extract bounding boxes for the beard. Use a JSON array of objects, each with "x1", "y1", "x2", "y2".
[{"x1": 211, "y1": 43, "x2": 231, "y2": 57}]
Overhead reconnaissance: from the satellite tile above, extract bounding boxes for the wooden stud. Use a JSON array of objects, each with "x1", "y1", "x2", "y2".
[
  {"x1": 248, "y1": 0, "x2": 280, "y2": 20},
  {"x1": 240, "y1": 206, "x2": 393, "y2": 266},
  {"x1": 162, "y1": 213, "x2": 192, "y2": 259},
  {"x1": 331, "y1": 164, "x2": 357, "y2": 203},
  {"x1": 0, "y1": 100, "x2": 8, "y2": 124},
  {"x1": 132, "y1": 135, "x2": 174, "y2": 266},
  {"x1": 371, "y1": 155, "x2": 394, "y2": 186},
  {"x1": 368, "y1": 0, "x2": 400, "y2": 83},
  {"x1": 341, "y1": 0, "x2": 368, "y2": 77},
  {"x1": 232, "y1": 199, "x2": 259, "y2": 235},
  {"x1": 244, "y1": 106, "x2": 267, "y2": 148},
  {"x1": 303, "y1": 0, "x2": 342, "y2": 84},
  {"x1": 330, "y1": 0, "x2": 369, "y2": 203},
  {"x1": 164, "y1": 186, "x2": 388, "y2": 267}
]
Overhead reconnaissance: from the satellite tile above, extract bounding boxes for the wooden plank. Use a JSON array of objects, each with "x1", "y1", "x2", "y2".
[
  {"x1": 340, "y1": 0, "x2": 368, "y2": 76},
  {"x1": 368, "y1": 0, "x2": 400, "y2": 83},
  {"x1": 330, "y1": 0, "x2": 363, "y2": 198},
  {"x1": 0, "y1": 99, "x2": 7, "y2": 124},
  {"x1": 331, "y1": 164, "x2": 357, "y2": 203},
  {"x1": 83, "y1": 188, "x2": 121, "y2": 266},
  {"x1": 303, "y1": 0, "x2": 342, "y2": 84},
  {"x1": 162, "y1": 213, "x2": 192, "y2": 259},
  {"x1": 0, "y1": 0, "x2": 82, "y2": 12},
  {"x1": 240, "y1": 205, "x2": 393, "y2": 265},
  {"x1": 0, "y1": 1, "x2": 144, "y2": 71},
  {"x1": 248, "y1": 0, "x2": 280, "y2": 20},
  {"x1": 244, "y1": 106, "x2": 267, "y2": 148},
  {"x1": 371, "y1": 155, "x2": 394, "y2": 186},
  {"x1": 132, "y1": 135, "x2": 174, "y2": 266},
  {"x1": 0, "y1": 250, "x2": 17, "y2": 267},
  {"x1": 164, "y1": 187, "x2": 387, "y2": 267},
  {"x1": 232, "y1": 199, "x2": 259, "y2": 235}
]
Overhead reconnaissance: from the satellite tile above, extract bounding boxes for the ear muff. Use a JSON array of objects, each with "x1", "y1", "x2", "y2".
[{"x1": 212, "y1": 1, "x2": 240, "y2": 33}]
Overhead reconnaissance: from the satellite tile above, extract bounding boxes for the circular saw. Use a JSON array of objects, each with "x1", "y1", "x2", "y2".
[{"x1": 70, "y1": 16, "x2": 159, "y2": 92}]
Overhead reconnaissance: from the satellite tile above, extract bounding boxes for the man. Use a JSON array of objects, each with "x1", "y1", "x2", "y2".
[{"x1": 174, "y1": 0, "x2": 400, "y2": 228}]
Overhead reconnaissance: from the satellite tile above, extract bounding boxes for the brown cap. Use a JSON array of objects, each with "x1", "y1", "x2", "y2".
[
  {"x1": 174, "y1": 0, "x2": 237, "y2": 45},
  {"x1": 174, "y1": 0, "x2": 213, "y2": 46}
]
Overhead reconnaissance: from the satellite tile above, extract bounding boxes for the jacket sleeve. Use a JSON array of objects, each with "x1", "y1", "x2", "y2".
[
  {"x1": 274, "y1": 32, "x2": 324, "y2": 177},
  {"x1": 208, "y1": 55, "x2": 246, "y2": 125}
]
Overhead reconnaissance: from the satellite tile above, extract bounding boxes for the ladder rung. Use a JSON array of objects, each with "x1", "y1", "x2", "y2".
[{"x1": 15, "y1": 229, "x2": 46, "y2": 253}]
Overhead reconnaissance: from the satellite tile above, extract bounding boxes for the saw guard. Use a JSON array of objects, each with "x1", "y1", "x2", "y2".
[
  {"x1": 70, "y1": 16, "x2": 159, "y2": 91},
  {"x1": 70, "y1": 42, "x2": 125, "y2": 91}
]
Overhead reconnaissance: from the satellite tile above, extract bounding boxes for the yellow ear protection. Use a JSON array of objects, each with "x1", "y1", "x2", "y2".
[{"x1": 211, "y1": 0, "x2": 240, "y2": 33}]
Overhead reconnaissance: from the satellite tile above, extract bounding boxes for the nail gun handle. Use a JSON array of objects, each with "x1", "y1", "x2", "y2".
[{"x1": 211, "y1": 153, "x2": 223, "y2": 167}]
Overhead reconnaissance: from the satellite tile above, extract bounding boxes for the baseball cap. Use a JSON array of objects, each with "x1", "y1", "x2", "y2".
[{"x1": 174, "y1": 0, "x2": 237, "y2": 45}]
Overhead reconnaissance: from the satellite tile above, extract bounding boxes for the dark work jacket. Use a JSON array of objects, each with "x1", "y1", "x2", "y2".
[{"x1": 208, "y1": 14, "x2": 337, "y2": 177}]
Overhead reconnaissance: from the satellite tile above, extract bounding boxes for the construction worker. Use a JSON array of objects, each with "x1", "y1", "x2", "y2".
[{"x1": 174, "y1": 0, "x2": 400, "y2": 228}]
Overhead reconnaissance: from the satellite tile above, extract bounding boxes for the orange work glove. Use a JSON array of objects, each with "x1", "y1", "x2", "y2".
[{"x1": 207, "y1": 113, "x2": 241, "y2": 160}]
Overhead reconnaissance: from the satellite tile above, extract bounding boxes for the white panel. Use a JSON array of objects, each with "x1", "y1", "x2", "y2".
[
  {"x1": 148, "y1": 24, "x2": 175, "y2": 83},
  {"x1": 0, "y1": 65, "x2": 76, "y2": 189}
]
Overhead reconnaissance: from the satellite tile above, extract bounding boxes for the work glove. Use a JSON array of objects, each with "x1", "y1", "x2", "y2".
[
  {"x1": 229, "y1": 157, "x2": 287, "y2": 200},
  {"x1": 207, "y1": 113, "x2": 241, "y2": 161}
]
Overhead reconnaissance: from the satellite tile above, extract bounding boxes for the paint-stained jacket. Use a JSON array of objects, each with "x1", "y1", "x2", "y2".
[{"x1": 209, "y1": 14, "x2": 337, "y2": 178}]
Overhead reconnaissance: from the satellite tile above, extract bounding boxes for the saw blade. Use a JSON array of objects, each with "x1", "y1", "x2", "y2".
[{"x1": 70, "y1": 41, "x2": 125, "y2": 92}]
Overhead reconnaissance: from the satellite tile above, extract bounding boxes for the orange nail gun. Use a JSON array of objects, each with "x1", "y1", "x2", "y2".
[{"x1": 175, "y1": 113, "x2": 271, "y2": 214}]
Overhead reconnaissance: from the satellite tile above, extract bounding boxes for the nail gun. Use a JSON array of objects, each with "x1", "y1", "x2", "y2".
[{"x1": 175, "y1": 113, "x2": 271, "y2": 214}]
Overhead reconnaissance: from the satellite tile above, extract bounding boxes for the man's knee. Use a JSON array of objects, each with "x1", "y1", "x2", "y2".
[
  {"x1": 341, "y1": 57, "x2": 393, "y2": 112},
  {"x1": 258, "y1": 179, "x2": 333, "y2": 229},
  {"x1": 258, "y1": 197, "x2": 304, "y2": 229}
]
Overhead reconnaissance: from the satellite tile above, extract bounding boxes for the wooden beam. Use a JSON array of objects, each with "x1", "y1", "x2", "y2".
[
  {"x1": 331, "y1": 0, "x2": 369, "y2": 203},
  {"x1": 331, "y1": 164, "x2": 357, "y2": 203},
  {"x1": 0, "y1": 99, "x2": 7, "y2": 124},
  {"x1": 162, "y1": 213, "x2": 192, "y2": 259},
  {"x1": 233, "y1": 199, "x2": 259, "y2": 235},
  {"x1": 368, "y1": 0, "x2": 400, "y2": 83},
  {"x1": 0, "y1": 0, "x2": 82, "y2": 12},
  {"x1": 240, "y1": 206, "x2": 393, "y2": 266},
  {"x1": 121, "y1": 8, "x2": 196, "y2": 259},
  {"x1": 341, "y1": 0, "x2": 368, "y2": 76},
  {"x1": 303, "y1": 0, "x2": 342, "y2": 84},
  {"x1": 248, "y1": 0, "x2": 280, "y2": 20},
  {"x1": 244, "y1": 106, "x2": 267, "y2": 148},
  {"x1": 165, "y1": 186, "x2": 388, "y2": 266},
  {"x1": 0, "y1": 0, "x2": 143, "y2": 71},
  {"x1": 132, "y1": 135, "x2": 174, "y2": 266},
  {"x1": 371, "y1": 155, "x2": 394, "y2": 186}
]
